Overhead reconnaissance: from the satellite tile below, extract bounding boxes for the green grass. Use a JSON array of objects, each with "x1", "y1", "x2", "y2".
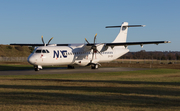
[
  {"x1": 0, "y1": 45, "x2": 31, "y2": 57},
  {"x1": 0, "y1": 69, "x2": 180, "y2": 110},
  {"x1": 0, "y1": 64, "x2": 33, "y2": 70}
]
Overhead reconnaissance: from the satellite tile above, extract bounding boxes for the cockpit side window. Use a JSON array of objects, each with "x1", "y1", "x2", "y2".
[
  {"x1": 46, "y1": 50, "x2": 50, "y2": 53},
  {"x1": 42, "y1": 50, "x2": 46, "y2": 53},
  {"x1": 35, "y1": 50, "x2": 41, "y2": 53}
]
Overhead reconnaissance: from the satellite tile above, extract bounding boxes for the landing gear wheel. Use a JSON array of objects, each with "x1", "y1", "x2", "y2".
[
  {"x1": 68, "y1": 65, "x2": 75, "y2": 69},
  {"x1": 91, "y1": 64, "x2": 98, "y2": 69},
  {"x1": 95, "y1": 64, "x2": 98, "y2": 69},
  {"x1": 34, "y1": 65, "x2": 39, "y2": 71}
]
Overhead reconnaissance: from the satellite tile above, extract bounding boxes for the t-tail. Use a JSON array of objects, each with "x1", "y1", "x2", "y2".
[{"x1": 106, "y1": 22, "x2": 145, "y2": 43}]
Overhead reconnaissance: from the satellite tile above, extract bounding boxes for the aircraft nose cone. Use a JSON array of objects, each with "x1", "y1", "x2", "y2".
[
  {"x1": 27, "y1": 54, "x2": 35, "y2": 65},
  {"x1": 28, "y1": 57, "x2": 33, "y2": 64}
]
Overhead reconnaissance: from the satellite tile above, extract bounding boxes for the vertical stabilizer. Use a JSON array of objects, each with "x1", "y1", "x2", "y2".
[{"x1": 112, "y1": 22, "x2": 128, "y2": 43}]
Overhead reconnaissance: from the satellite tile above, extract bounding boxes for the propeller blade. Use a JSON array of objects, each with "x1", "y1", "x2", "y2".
[
  {"x1": 92, "y1": 51, "x2": 94, "y2": 61},
  {"x1": 94, "y1": 33, "x2": 97, "y2": 44},
  {"x1": 85, "y1": 38, "x2": 90, "y2": 44},
  {"x1": 97, "y1": 50, "x2": 102, "y2": 55},
  {"x1": 91, "y1": 33, "x2": 98, "y2": 63},
  {"x1": 95, "y1": 43, "x2": 104, "y2": 55},
  {"x1": 47, "y1": 37, "x2": 53, "y2": 45},
  {"x1": 88, "y1": 33, "x2": 101, "y2": 64},
  {"x1": 41, "y1": 36, "x2": 45, "y2": 44}
]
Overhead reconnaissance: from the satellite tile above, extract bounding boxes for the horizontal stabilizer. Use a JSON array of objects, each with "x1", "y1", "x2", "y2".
[{"x1": 106, "y1": 25, "x2": 145, "y2": 28}]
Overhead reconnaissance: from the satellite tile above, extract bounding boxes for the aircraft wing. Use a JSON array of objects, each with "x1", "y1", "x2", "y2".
[
  {"x1": 86, "y1": 41, "x2": 170, "y2": 47},
  {"x1": 11, "y1": 41, "x2": 170, "y2": 47},
  {"x1": 10, "y1": 44, "x2": 44, "y2": 46},
  {"x1": 104, "y1": 41, "x2": 171, "y2": 47},
  {"x1": 10, "y1": 43, "x2": 69, "y2": 46}
]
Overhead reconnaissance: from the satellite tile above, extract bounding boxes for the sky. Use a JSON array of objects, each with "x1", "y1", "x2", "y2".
[{"x1": 0, "y1": 0, "x2": 179, "y2": 51}]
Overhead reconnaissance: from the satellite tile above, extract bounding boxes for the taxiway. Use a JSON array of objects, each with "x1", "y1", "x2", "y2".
[{"x1": 0, "y1": 67, "x2": 149, "y2": 76}]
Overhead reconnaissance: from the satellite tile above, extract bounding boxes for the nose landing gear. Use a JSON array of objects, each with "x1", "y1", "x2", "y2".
[{"x1": 34, "y1": 65, "x2": 42, "y2": 71}]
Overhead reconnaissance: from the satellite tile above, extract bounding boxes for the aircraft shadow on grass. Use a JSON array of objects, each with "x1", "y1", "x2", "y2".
[{"x1": 0, "y1": 79, "x2": 179, "y2": 107}]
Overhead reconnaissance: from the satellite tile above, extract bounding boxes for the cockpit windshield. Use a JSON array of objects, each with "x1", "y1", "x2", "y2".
[
  {"x1": 36, "y1": 50, "x2": 41, "y2": 53},
  {"x1": 46, "y1": 50, "x2": 49, "y2": 53},
  {"x1": 42, "y1": 50, "x2": 46, "y2": 53},
  {"x1": 33, "y1": 48, "x2": 50, "y2": 53}
]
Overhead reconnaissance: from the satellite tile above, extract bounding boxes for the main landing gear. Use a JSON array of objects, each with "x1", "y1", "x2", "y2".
[
  {"x1": 68, "y1": 64, "x2": 98, "y2": 69},
  {"x1": 68, "y1": 65, "x2": 75, "y2": 69},
  {"x1": 91, "y1": 64, "x2": 98, "y2": 69}
]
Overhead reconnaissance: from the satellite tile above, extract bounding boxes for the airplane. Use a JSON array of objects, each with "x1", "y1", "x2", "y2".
[{"x1": 11, "y1": 22, "x2": 171, "y2": 71}]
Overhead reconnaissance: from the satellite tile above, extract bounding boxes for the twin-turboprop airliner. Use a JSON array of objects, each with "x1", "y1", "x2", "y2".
[{"x1": 11, "y1": 22, "x2": 170, "y2": 71}]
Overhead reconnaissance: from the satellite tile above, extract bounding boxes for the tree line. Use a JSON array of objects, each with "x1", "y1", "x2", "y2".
[{"x1": 119, "y1": 50, "x2": 180, "y2": 60}]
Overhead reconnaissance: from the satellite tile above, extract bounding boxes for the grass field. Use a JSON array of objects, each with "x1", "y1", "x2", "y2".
[{"x1": 0, "y1": 69, "x2": 180, "y2": 111}]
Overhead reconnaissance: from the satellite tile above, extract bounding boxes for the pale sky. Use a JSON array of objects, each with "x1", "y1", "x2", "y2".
[{"x1": 0, "y1": 0, "x2": 179, "y2": 51}]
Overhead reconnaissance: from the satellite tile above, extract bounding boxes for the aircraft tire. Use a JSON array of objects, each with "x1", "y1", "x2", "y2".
[
  {"x1": 95, "y1": 64, "x2": 98, "y2": 69},
  {"x1": 68, "y1": 65, "x2": 74, "y2": 69},
  {"x1": 91, "y1": 64, "x2": 98, "y2": 69},
  {"x1": 34, "y1": 65, "x2": 39, "y2": 71}
]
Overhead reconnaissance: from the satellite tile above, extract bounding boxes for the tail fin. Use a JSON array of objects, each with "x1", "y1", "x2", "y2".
[
  {"x1": 113, "y1": 22, "x2": 128, "y2": 43},
  {"x1": 106, "y1": 22, "x2": 145, "y2": 43}
]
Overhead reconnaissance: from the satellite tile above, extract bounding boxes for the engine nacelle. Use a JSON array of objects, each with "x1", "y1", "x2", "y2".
[{"x1": 74, "y1": 60, "x2": 89, "y2": 66}]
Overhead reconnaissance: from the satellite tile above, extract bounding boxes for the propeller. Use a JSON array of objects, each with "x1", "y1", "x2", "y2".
[
  {"x1": 47, "y1": 37, "x2": 53, "y2": 45},
  {"x1": 41, "y1": 35, "x2": 53, "y2": 46},
  {"x1": 85, "y1": 38, "x2": 90, "y2": 44},
  {"x1": 85, "y1": 33, "x2": 102, "y2": 63},
  {"x1": 41, "y1": 36, "x2": 45, "y2": 44}
]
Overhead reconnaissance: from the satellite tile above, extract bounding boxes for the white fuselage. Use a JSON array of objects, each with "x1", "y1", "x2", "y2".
[{"x1": 27, "y1": 44, "x2": 129, "y2": 66}]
